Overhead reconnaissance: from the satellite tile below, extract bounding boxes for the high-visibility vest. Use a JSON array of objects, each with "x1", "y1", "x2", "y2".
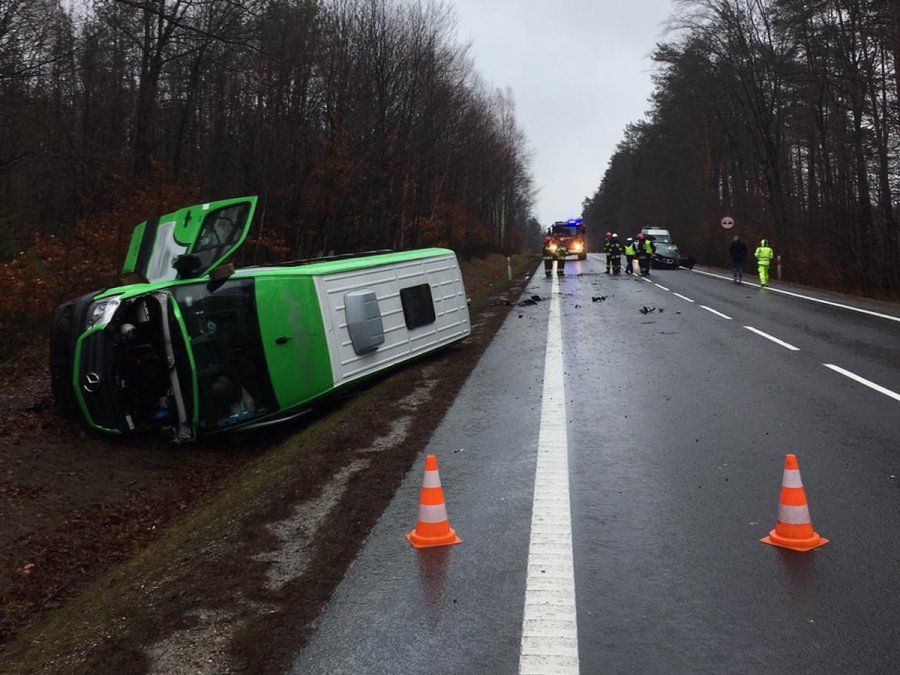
[
  {"x1": 755, "y1": 246, "x2": 774, "y2": 264},
  {"x1": 624, "y1": 244, "x2": 635, "y2": 255},
  {"x1": 641, "y1": 240, "x2": 653, "y2": 254}
]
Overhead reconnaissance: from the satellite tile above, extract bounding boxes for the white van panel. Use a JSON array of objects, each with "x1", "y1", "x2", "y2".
[{"x1": 314, "y1": 254, "x2": 470, "y2": 387}]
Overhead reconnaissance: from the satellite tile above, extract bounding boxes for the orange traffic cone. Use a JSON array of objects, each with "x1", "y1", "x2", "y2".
[
  {"x1": 406, "y1": 454, "x2": 461, "y2": 549},
  {"x1": 761, "y1": 454, "x2": 829, "y2": 552}
]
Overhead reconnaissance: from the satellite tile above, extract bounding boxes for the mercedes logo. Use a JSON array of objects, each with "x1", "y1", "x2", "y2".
[{"x1": 83, "y1": 371, "x2": 101, "y2": 393}]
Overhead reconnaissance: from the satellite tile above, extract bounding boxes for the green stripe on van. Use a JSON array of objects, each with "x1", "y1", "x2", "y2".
[
  {"x1": 122, "y1": 221, "x2": 146, "y2": 275},
  {"x1": 255, "y1": 276, "x2": 333, "y2": 410}
]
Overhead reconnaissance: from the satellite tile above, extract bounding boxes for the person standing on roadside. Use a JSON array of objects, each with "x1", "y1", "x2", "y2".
[
  {"x1": 603, "y1": 231, "x2": 613, "y2": 273},
  {"x1": 729, "y1": 235, "x2": 748, "y2": 284},
  {"x1": 636, "y1": 233, "x2": 655, "y2": 277},
  {"x1": 609, "y1": 233, "x2": 623, "y2": 274},
  {"x1": 624, "y1": 237, "x2": 636, "y2": 275},
  {"x1": 754, "y1": 238, "x2": 774, "y2": 287}
]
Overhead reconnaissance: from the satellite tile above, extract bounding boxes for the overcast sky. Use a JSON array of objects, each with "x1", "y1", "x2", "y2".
[{"x1": 451, "y1": 0, "x2": 675, "y2": 225}]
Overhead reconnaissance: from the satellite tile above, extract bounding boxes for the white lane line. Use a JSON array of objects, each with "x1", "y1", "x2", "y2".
[
  {"x1": 744, "y1": 326, "x2": 800, "y2": 351},
  {"x1": 683, "y1": 266, "x2": 900, "y2": 323},
  {"x1": 519, "y1": 271, "x2": 578, "y2": 674},
  {"x1": 654, "y1": 283, "x2": 669, "y2": 291},
  {"x1": 641, "y1": 277, "x2": 652, "y2": 283},
  {"x1": 672, "y1": 292, "x2": 695, "y2": 303},
  {"x1": 822, "y1": 364, "x2": 900, "y2": 403},
  {"x1": 683, "y1": 266, "x2": 758, "y2": 288},
  {"x1": 700, "y1": 305, "x2": 733, "y2": 320}
]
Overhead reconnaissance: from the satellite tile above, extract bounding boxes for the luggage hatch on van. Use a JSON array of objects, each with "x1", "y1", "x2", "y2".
[{"x1": 121, "y1": 196, "x2": 257, "y2": 283}]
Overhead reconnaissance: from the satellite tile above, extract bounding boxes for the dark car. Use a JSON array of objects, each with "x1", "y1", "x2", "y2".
[{"x1": 648, "y1": 240, "x2": 695, "y2": 270}]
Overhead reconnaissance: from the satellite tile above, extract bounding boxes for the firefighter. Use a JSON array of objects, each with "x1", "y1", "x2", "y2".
[
  {"x1": 624, "y1": 237, "x2": 636, "y2": 275},
  {"x1": 754, "y1": 238, "x2": 774, "y2": 287},
  {"x1": 556, "y1": 238, "x2": 569, "y2": 276},
  {"x1": 636, "y1": 233, "x2": 655, "y2": 276},
  {"x1": 603, "y1": 231, "x2": 613, "y2": 273},
  {"x1": 543, "y1": 236, "x2": 568, "y2": 277},
  {"x1": 543, "y1": 235, "x2": 557, "y2": 277},
  {"x1": 609, "y1": 233, "x2": 623, "y2": 275}
]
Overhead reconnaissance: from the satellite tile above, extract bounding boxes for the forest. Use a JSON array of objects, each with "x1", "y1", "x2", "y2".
[
  {"x1": 0, "y1": 0, "x2": 538, "y2": 327},
  {"x1": 583, "y1": 0, "x2": 900, "y2": 297}
]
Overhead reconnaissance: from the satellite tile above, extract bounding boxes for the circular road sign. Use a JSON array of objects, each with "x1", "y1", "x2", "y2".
[{"x1": 721, "y1": 215, "x2": 735, "y2": 230}]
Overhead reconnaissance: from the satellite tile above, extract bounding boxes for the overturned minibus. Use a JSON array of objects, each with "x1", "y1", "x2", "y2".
[{"x1": 50, "y1": 196, "x2": 471, "y2": 441}]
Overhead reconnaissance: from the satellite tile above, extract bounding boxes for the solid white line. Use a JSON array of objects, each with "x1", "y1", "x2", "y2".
[
  {"x1": 683, "y1": 266, "x2": 900, "y2": 323},
  {"x1": 654, "y1": 283, "x2": 669, "y2": 291},
  {"x1": 743, "y1": 326, "x2": 800, "y2": 351},
  {"x1": 519, "y1": 271, "x2": 578, "y2": 674},
  {"x1": 700, "y1": 305, "x2": 733, "y2": 320},
  {"x1": 822, "y1": 364, "x2": 900, "y2": 403},
  {"x1": 641, "y1": 277, "x2": 652, "y2": 283},
  {"x1": 672, "y1": 292, "x2": 695, "y2": 303},
  {"x1": 684, "y1": 266, "x2": 758, "y2": 288}
]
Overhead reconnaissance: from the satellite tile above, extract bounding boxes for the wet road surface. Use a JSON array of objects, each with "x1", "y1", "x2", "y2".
[{"x1": 291, "y1": 255, "x2": 900, "y2": 673}]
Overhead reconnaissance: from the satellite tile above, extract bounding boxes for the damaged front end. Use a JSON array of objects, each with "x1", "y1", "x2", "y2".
[{"x1": 51, "y1": 291, "x2": 196, "y2": 442}]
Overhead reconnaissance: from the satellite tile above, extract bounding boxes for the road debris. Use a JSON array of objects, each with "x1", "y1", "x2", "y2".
[
  {"x1": 517, "y1": 294, "x2": 543, "y2": 307},
  {"x1": 639, "y1": 306, "x2": 657, "y2": 315},
  {"x1": 591, "y1": 296, "x2": 607, "y2": 302}
]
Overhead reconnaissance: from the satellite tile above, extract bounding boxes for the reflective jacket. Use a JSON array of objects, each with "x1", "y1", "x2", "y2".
[
  {"x1": 755, "y1": 241, "x2": 774, "y2": 265},
  {"x1": 603, "y1": 238, "x2": 612, "y2": 253},
  {"x1": 638, "y1": 239, "x2": 654, "y2": 255},
  {"x1": 609, "y1": 241, "x2": 623, "y2": 255},
  {"x1": 543, "y1": 240, "x2": 567, "y2": 260},
  {"x1": 624, "y1": 243, "x2": 635, "y2": 256}
]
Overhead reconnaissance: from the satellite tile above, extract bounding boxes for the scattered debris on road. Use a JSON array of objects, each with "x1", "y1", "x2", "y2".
[
  {"x1": 639, "y1": 306, "x2": 657, "y2": 315},
  {"x1": 517, "y1": 294, "x2": 543, "y2": 307},
  {"x1": 591, "y1": 296, "x2": 607, "y2": 302}
]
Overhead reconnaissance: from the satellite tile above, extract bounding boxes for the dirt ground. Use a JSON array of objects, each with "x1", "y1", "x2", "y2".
[{"x1": 0, "y1": 253, "x2": 536, "y2": 672}]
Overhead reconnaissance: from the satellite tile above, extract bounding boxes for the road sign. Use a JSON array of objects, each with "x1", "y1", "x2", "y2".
[{"x1": 721, "y1": 216, "x2": 735, "y2": 230}]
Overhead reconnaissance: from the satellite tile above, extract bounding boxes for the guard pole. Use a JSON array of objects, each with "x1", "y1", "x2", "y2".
[
  {"x1": 507, "y1": 256, "x2": 512, "y2": 281},
  {"x1": 776, "y1": 255, "x2": 783, "y2": 281}
]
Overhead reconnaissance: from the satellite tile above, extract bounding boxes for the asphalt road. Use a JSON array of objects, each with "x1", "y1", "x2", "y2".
[{"x1": 291, "y1": 254, "x2": 900, "y2": 673}]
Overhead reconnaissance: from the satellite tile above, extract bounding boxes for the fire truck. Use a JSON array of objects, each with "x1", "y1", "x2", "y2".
[{"x1": 545, "y1": 219, "x2": 587, "y2": 260}]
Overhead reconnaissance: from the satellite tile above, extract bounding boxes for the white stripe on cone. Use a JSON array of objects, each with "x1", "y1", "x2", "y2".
[
  {"x1": 417, "y1": 502, "x2": 449, "y2": 524},
  {"x1": 777, "y1": 503, "x2": 812, "y2": 525},
  {"x1": 781, "y1": 469, "x2": 803, "y2": 488}
]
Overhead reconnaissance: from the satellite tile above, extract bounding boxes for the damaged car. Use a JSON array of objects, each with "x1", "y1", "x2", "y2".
[{"x1": 51, "y1": 197, "x2": 471, "y2": 442}]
